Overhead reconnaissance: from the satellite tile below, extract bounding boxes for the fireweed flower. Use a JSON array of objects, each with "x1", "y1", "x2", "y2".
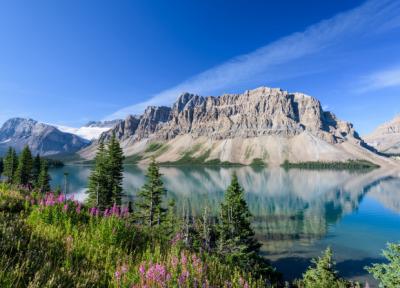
[
  {"x1": 76, "y1": 203, "x2": 81, "y2": 214},
  {"x1": 178, "y1": 270, "x2": 189, "y2": 286},
  {"x1": 139, "y1": 263, "x2": 146, "y2": 276},
  {"x1": 63, "y1": 204, "x2": 68, "y2": 212},
  {"x1": 121, "y1": 264, "x2": 128, "y2": 274},
  {"x1": 180, "y1": 251, "x2": 187, "y2": 266},
  {"x1": 171, "y1": 256, "x2": 179, "y2": 268}
]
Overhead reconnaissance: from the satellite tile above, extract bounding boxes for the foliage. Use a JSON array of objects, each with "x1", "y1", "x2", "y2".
[
  {"x1": 87, "y1": 134, "x2": 125, "y2": 209},
  {"x1": 281, "y1": 159, "x2": 379, "y2": 170},
  {"x1": 3, "y1": 147, "x2": 18, "y2": 183},
  {"x1": 217, "y1": 173, "x2": 274, "y2": 279},
  {"x1": 0, "y1": 157, "x2": 3, "y2": 178},
  {"x1": 145, "y1": 142, "x2": 164, "y2": 153},
  {"x1": 14, "y1": 145, "x2": 33, "y2": 186},
  {"x1": 32, "y1": 153, "x2": 42, "y2": 187},
  {"x1": 366, "y1": 243, "x2": 400, "y2": 288},
  {"x1": 37, "y1": 159, "x2": 51, "y2": 193},
  {"x1": 0, "y1": 187, "x2": 267, "y2": 288},
  {"x1": 136, "y1": 158, "x2": 167, "y2": 227},
  {"x1": 107, "y1": 133, "x2": 125, "y2": 205},
  {"x1": 294, "y1": 248, "x2": 357, "y2": 288},
  {"x1": 250, "y1": 158, "x2": 267, "y2": 167}
]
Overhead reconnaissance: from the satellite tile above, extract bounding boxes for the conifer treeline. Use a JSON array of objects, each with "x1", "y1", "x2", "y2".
[
  {"x1": 87, "y1": 135, "x2": 274, "y2": 279},
  {"x1": 1, "y1": 146, "x2": 51, "y2": 192},
  {"x1": 87, "y1": 133, "x2": 125, "y2": 209}
]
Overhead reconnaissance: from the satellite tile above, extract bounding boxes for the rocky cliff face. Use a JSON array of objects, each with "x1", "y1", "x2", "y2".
[
  {"x1": 364, "y1": 115, "x2": 400, "y2": 154},
  {"x1": 80, "y1": 87, "x2": 392, "y2": 167},
  {"x1": 0, "y1": 118, "x2": 89, "y2": 156}
]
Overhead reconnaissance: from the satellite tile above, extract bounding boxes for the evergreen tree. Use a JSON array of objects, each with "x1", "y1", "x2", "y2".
[
  {"x1": 106, "y1": 133, "x2": 125, "y2": 205},
  {"x1": 136, "y1": 158, "x2": 166, "y2": 227},
  {"x1": 163, "y1": 199, "x2": 178, "y2": 237},
  {"x1": 3, "y1": 147, "x2": 18, "y2": 183},
  {"x1": 217, "y1": 173, "x2": 262, "y2": 272},
  {"x1": 0, "y1": 157, "x2": 3, "y2": 178},
  {"x1": 366, "y1": 243, "x2": 400, "y2": 288},
  {"x1": 15, "y1": 146, "x2": 33, "y2": 186},
  {"x1": 37, "y1": 159, "x2": 51, "y2": 193},
  {"x1": 295, "y1": 248, "x2": 352, "y2": 288},
  {"x1": 87, "y1": 142, "x2": 110, "y2": 209},
  {"x1": 32, "y1": 153, "x2": 41, "y2": 186}
]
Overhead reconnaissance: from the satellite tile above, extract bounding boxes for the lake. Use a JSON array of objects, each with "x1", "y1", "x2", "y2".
[{"x1": 49, "y1": 165, "x2": 400, "y2": 286}]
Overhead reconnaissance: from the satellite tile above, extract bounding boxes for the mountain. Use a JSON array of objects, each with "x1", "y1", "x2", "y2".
[
  {"x1": 364, "y1": 115, "x2": 400, "y2": 155},
  {"x1": 56, "y1": 119, "x2": 122, "y2": 141},
  {"x1": 0, "y1": 118, "x2": 89, "y2": 156},
  {"x1": 80, "y1": 87, "x2": 396, "y2": 167}
]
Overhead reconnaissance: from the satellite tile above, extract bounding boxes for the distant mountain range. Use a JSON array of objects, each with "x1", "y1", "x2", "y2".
[
  {"x1": 364, "y1": 115, "x2": 400, "y2": 155},
  {"x1": 0, "y1": 118, "x2": 118, "y2": 156},
  {"x1": 2, "y1": 87, "x2": 399, "y2": 167},
  {"x1": 80, "y1": 87, "x2": 398, "y2": 167}
]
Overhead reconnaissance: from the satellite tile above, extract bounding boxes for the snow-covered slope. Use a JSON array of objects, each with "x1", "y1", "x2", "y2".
[{"x1": 56, "y1": 120, "x2": 121, "y2": 141}]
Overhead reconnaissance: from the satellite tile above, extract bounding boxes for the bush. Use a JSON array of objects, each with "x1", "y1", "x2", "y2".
[{"x1": 366, "y1": 243, "x2": 400, "y2": 288}]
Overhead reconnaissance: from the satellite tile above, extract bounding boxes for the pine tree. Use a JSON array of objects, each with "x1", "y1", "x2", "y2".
[
  {"x1": 366, "y1": 243, "x2": 400, "y2": 288},
  {"x1": 163, "y1": 199, "x2": 178, "y2": 237},
  {"x1": 217, "y1": 173, "x2": 262, "y2": 272},
  {"x1": 87, "y1": 141, "x2": 110, "y2": 209},
  {"x1": 37, "y1": 159, "x2": 51, "y2": 193},
  {"x1": 136, "y1": 158, "x2": 166, "y2": 227},
  {"x1": 296, "y1": 248, "x2": 351, "y2": 288},
  {"x1": 0, "y1": 157, "x2": 3, "y2": 178},
  {"x1": 3, "y1": 147, "x2": 18, "y2": 183},
  {"x1": 106, "y1": 133, "x2": 125, "y2": 205},
  {"x1": 32, "y1": 154, "x2": 41, "y2": 187},
  {"x1": 15, "y1": 146, "x2": 33, "y2": 186}
]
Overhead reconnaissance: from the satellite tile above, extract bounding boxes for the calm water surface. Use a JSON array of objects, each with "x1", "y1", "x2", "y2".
[{"x1": 49, "y1": 165, "x2": 400, "y2": 286}]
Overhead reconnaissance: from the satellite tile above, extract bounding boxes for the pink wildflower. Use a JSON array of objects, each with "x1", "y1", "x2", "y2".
[{"x1": 139, "y1": 263, "x2": 146, "y2": 276}]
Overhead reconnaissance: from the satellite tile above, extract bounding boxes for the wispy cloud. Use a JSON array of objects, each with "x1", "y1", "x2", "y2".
[
  {"x1": 106, "y1": 0, "x2": 400, "y2": 120},
  {"x1": 357, "y1": 66, "x2": 400, "y2": 93}
]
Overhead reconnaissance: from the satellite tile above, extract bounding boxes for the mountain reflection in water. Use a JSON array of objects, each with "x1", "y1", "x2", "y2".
[{"x1": 50, "y1": 165, "x2": 400, "y2": 285}]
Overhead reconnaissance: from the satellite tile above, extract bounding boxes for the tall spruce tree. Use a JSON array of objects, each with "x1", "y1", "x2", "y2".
[
  {"x1": 217, "y1": 173, "x2": 262, "y2": 272},
  {"x1": 87, "y1": 142, "x2": 110, "y2": 209},
  {"x1": 136, "y1": 158, "x2": 166, "y2": 227},
  {"x1": 37, "y1": 159, "x2": 51, "y2": 193},
  {"x1": 3, "y1": 147, "x2": 18, "y2": 183},
  {"x1": 0, "y1": 157, "x2": 3, "y2": 178},
  {"x1": 15, "y1": 146, "x2": 33, "y2": 186},
  {"x1": 32, "y1": 154, "x2": 42, "y2": 186},
  {"x1": 106, "y1": 133, "x2": 125, "y2": 205}
]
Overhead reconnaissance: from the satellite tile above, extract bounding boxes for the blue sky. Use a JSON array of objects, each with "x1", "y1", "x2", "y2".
[{"x1": 0, "y1": 0, "x2": 399, "y2": 135}]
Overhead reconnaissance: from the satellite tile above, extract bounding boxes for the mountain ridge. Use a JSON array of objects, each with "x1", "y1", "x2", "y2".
[
  {"x1": 80, "y1": 86, "x2": 396, "y2": 167},
  {"x1": 364, "y1": 115, "x2": 400, "y2": 155},
  {"x1": 0, "y1": 118, "x2": 89, "y2": 156}
]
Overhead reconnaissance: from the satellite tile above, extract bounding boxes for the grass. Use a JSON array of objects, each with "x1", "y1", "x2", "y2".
[
  {"x1": 124, "y1": 153, "x2": 143, "y2": 164},
  {"x1": 281, "y1": 159, "x2": 380, "y2": 170},
  {"x1": 145, "y1": 142, "x2": 164, "y2": 153},
  {"x1": 160, "y1": 147, "x2": 244, "y2": 167},
  {"x1": 0, "y1": 185, "x2": 267, "y2": 288}
]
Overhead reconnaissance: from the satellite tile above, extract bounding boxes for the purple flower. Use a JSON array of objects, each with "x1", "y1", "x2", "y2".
[
  {"x1": 76, "y1": 204, "x2": 81, "y2": 214},
  {"x1": 139, "y1": 263, "x2": 146, "y2": 276},
  {"x1": 178, "y1": 270, "x2": 189, "y2": 286},
  {"x1": 63, "y1": 204, "x2": 68, "y2": 212}
]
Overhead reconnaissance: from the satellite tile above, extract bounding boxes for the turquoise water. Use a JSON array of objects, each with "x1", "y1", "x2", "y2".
[{"x1": 49, "y1": 165, "x2": 400, "y2": 286}]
